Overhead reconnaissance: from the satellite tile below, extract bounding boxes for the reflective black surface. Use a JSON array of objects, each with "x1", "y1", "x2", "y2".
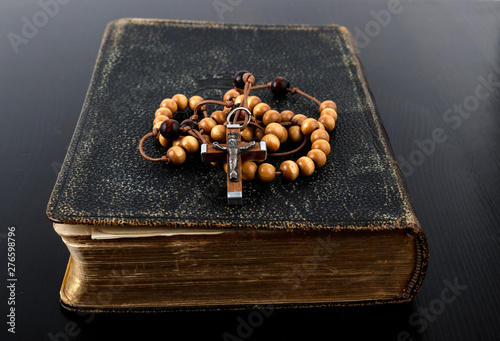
[{"x1": 1, "y1": 1, "x2": 499, "y2": 340}]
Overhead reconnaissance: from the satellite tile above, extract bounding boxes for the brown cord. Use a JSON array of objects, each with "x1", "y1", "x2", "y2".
[
  {"x1": 139, "y1": 129, "x2": 170, "y2": 163},
  {"x1": 269, "y1": 136, "x2": 308, "y2": 157}
]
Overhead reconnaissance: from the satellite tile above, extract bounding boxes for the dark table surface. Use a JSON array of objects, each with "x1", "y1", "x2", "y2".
[{"x1": 1, "y1": 0, "x2": 499, "y2": 340}]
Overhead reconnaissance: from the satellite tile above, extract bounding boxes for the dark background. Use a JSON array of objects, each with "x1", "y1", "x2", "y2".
[{"x1": 1, "y1": 0, "x2": 499, "y2": 340}]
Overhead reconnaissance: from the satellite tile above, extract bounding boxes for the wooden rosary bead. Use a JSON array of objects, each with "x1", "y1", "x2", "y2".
[
  {"x1": 160, "y1": 98, "x2": 178, "y2": 114},
  {"x1": 310, "y1": 129, "x2": 330, "y2": 143},
  {"x1": 181, "y1": 119, "x2": 198, "y2": 130},
  {"x1": 166, "y1": 146, "x2": 186, "y2": 165},
  {"x1": 210, "y1": 124, "x2": 227, "y2": 143},
  {"x1": 279, "y1": 160, "x2": 300, "y2": 181},
  {"x1": 241, "y1": 161, "x2": 258, "y2": 181},
  {"x1": 188, "y1": 95, "x2": 204, "y2": 111},
  {"x1": 159, "y1": 135, "x2": 171, "y2": 148},
  {"x1": 172, "y1": 137, "x2": 183, "y2": 146},
  {"x1": 153, "y1": 115, "x2": 169, "y2": 127},
  {"x1": 223, "y1": 89, "x2": 240, "y2": 102},
  {"x1": 318, "y1": 114, "x2": 335, "y2": 132},
  {"x1": 300, "y1": 118, "x2": 319, "y2": 135},
  {"x1": 253, "y1": 103, "x2": 270, "y2": 119},
  {"x1": 265, "y1": 123, "x2": 287, "y2": 143},
  {"x1": 288, "y1": 125, "x2": 303, "y2": 143},
  {"x1": 247, "y1": 96, "x2": 261, "y2": 111},
  {"x1": 271, "y1": 76, "x2": 290, "y2": 97},
  {"x1": 258, "y1": 163, "x2": 276, "y2": 182},
  {"x1": 307, "y1": 149, "x2": 327, "y2": 168},
  {"x1": 153, "y1": 121, "x2": 163, "y2": 138},
  {"x1": 160, "y1": 119, "x2": 181, "y2": 140},
  {"x1": 321, "y1": 107, "x2": 338, "y2": 121},
  {"x1": 234, "y1": 94, "x2": 245, "y2": 106},
  {"x1": 198, "y1": 117, "x2": 217, "y2": 134},
  {"x1": 281, "y1": 110, "x2": 295, "y2": 122},
  {"x1": 223, "y1": 162, "x2": 228, "y2": 173},
  {"x1": 172, "y1": 94, "x2": 188, "y2": 111},
  {"x1": 233, "y1": 70, "x2": 249, "y2": 90},
  {"x1": 319, "y1": 100, "x2": 337, "y2": 113},
  {"x1": 254, "y1": 128, "x2": 264, "y2": 141},
  {"x1": 296, "y1": 156, "x2": 315, "y2": 176},
  {"x1": 280, "y1": 126, "x2": 288, "y2": 144},
  {"x1": 261, "y1": 134, "x2": 280, "y2": 153},
  {"x1": 179, "y1": 136, "x2": 199, "y2": 153},
  {"x1": 262, "y1": 110, "x2": 281, "y2": 126},
  {"x1": 292, "y1": 114, "x2": 307, "y2": 126},
  {"x1": 155, "y1": 107, "x2": 173, "y2": 119},
  {"x1": 311, "y1": 139, "x2": 331, "y2": 156},
  {"x1": 211, "y1": 111, "x2": 227, "y2": 125},
  {"x1": 241, "y1": 127, "x2": 254, "y2": 142}
]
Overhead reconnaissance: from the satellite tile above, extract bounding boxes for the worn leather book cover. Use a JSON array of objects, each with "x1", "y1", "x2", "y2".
[{"x1": 46, "y1": 18, "x2": 428, "y2": 312}]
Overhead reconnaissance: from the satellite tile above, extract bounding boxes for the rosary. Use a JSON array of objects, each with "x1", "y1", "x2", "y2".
[{"x1": 139, "y1": 71, "x2": 338, "y2": 205}]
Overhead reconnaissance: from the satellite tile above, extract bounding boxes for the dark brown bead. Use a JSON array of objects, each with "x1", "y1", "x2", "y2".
[
  {"x1": 160, "y1": 119, "x2": 180, "y2": 140},
  {"x1": 233, "y1": 70, "x2": 250, "y2": 89},
  {"x1": 180, "y1": 119, "x2": 198, "y2": 130},
  {"x1": 271, "y1": 76, "x2": 290, "y2": 97}
]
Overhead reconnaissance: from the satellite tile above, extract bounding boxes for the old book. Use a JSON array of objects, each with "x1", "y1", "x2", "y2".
[{"x1": 46, "y1": 18, "x2": 428, "y2": 312}]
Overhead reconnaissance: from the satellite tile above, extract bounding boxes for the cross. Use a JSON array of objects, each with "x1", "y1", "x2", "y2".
[{"x1": 201, "y1": 123, "x2": 267, "y2": 205}]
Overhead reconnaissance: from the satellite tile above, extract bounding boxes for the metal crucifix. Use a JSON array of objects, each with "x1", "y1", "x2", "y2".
[{"x1": 201, "y1": 107, "x2": 267, "y2": 205}]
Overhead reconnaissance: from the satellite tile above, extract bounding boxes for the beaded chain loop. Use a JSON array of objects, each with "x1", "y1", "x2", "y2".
[{"x1": 139, "y1": 71, "x2": 338, "y2": 182}]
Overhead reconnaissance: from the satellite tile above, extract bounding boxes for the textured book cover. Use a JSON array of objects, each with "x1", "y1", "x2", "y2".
[{"x1": 46, "y1": 19, "x2": 428, "y2": 311}]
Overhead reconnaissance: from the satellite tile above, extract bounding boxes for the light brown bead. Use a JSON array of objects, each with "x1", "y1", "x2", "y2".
[
  {"x1": 261, "y1": 134, "x2": 280, "y2": 153},
  {"x1": 179, "y1": 136, "x2": 199, "y2": 153},
  {"x1": 166, "y1": 146, "x2": 186, "y2": 165},
  {"x1": 223, "y1": 162, "x2": 228, "y2": 173},
  {"x1": 321, "y1": 108, "x2": 338, "y2": 121},
  {"x1": 262, "y1": 110, "x2": 281, "y2": 126},
  {"x1": 307, "y1": 149, "x2": 327, "y2": 168},
  {"x1": 153, "y1": 121, "x2": 163, "y2": 138},
  {"x1": 296, "y1": 156, "x2": 315, "y2": 176},
  {"x1": 211, "y1": 111, "x2": 227, "y2": 125},
  {"x1": 172, "y1": 94, "x2": 188, "y2": 111},
  {"x1": 172, "y1": 137, "x2": 183, "y2": 146},
  {"x1": 254, "y1": 128, "x2": 264, "y2": 141},
  {"x1": 281, "y1": 110, "x2": 295, "y2": 122},
  {"x1": 159, "y1": 135, "x2": 171, "y2": 148},
  {"x1": 153, "y1": 115, "x2": 169, "y2": 126},
  {"x1": 291, "y1": 114, "x2": 307, "y2": 125},
  {"x1": 319, "y1": 100, "x2": 337, "y2": 113},
  {"x1": 311, "y1": 139, "x2": 331, "y2": 156},
  {"x1": 288, "y1": 125, "x2": 303, "y2": 143},
  {"x1": 223, "y1": 89, "x2": 240, "y2": 102},
  {"x1": 265, "y1": 123, "x2": 287, "y2": 143},
  {"x1": 310, "y1": 129, "x2": 330, "y2": 143},
  {"x1": 301, "y1": 118, "x2": 320, "y2": 135},
  {"x1": 155, "y1": 107, "x2": 173, "y2": 119},
  {"x1": 318, "y1": 122, "x2": 325, "y2": 130},
  {"x1": 258, "y1": 163, "x2": 276, "y2": 182},
  {"x1": 160, "y1": 99, "x2": 178, "y2": 114},
  {"x1": 253, "y1": 103, "x2": 271, "y2": 119},
  {"x1": 188, "y1": 95, "x2": 204, "y2": 111},
  {"x1": 247, "y1": 96, "x2": 261, "y2": 111},
  {"x1": 280, "y1": 126, "x2": 288, "y2": 144},
  {"x1": 318, "y1": 114, "x2": 336, "y2": 132},
  {"x1": 198, "y1": 117, "x2": 217, "y2": 134},
  {"x1": 210, "y1": 124, "x2": 226, "y2": 143},
  {"x1": 279, "y1": 160, "x2": 300, "y2": 181},
  {"x1": 241, "y1": 127, "x2": 254, "y2": 142},
  {"x1": 234, "y1": 94, "x2": 245, "y2": 106},
  {"x1": 242, "y1": 161, "x2": 258, "y2": 181},
  {"x1": 223, "y1": 106, "x2": 232, "y2": 114}
]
